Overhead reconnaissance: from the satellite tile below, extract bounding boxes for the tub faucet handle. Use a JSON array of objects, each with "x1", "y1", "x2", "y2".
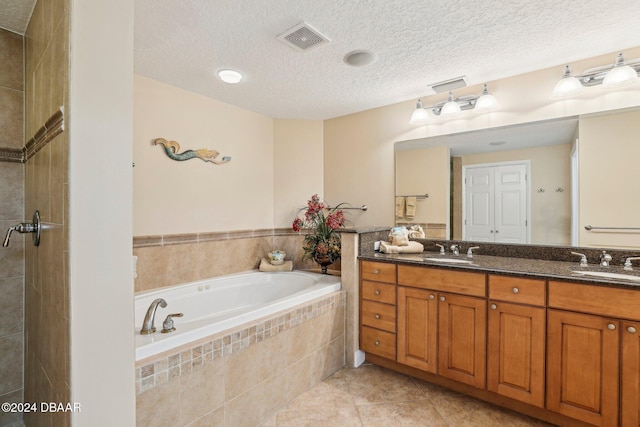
[
  {"x1": 161, "y1": 313, "x2": 183, "y2": 333},
  {"x1": 140, "y1": 298, "x2": 167, "y2": 335}
]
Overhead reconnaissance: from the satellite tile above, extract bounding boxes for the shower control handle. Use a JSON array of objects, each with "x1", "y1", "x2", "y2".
[{"x1": 3, "y1": 211, "x2": 41, "y2": 247}]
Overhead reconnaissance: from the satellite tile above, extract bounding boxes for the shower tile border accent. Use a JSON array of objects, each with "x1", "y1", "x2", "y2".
[
  {"x1": 133, "y1": 227, "x2": 297, "y2": 248},
  {"x1": 1, "y1": 108, "x2": 65, "y2": 164},
  {"x1": 135, "y1": 290, "x2": 345, "y2": 395},
  {"x1": 24, "y1": 107, "x2": 65, "y2": 162}
]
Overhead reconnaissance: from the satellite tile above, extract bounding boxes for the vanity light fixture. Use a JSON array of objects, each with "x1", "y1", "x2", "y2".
[
  {"x1": 217, "y1": 69, "x2": 243, "y2": 84},
  {"x1": 409, "y1": 84, "x2": 498, "y2": 125},
  {"x1": 553, "y1": 52, "x2": 640, "y2": 96}
]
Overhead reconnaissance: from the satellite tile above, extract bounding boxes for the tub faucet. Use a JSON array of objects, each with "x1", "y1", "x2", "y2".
[{"x1": 140, "y1": 298, "x2": 167, "y2": 335}]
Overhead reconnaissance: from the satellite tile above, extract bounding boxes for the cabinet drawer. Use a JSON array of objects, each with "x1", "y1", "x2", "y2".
[
  {"x1": 549, "y1": 281, "x2": 640, "y2": 321},
  {"x1": 362, "y1": 300, "x2": 396, "y2": 332},
  {"x1": 488, "y1": 275, "x2": 546, "y2": 306},
  {"x1": 361, "y1": 261, "x2": 396, "y2": 283},
  {"x1": 362, "y1": 281, "x2": 396, "y2": 305},
  {"x1": 361, "y1": 326, "x2": 396, "y2": 359},
  {"x1": 398, "y1": 265, "x2": 486, "y2": 297}
]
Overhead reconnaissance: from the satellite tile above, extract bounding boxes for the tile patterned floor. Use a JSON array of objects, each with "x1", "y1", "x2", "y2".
[{"x1": 260, "y1": 364, "x2": 555, "y2": 427}]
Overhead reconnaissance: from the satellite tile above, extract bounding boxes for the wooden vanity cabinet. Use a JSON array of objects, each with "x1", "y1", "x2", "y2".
[
  {"x1": 487, "y1": 275, "x2": 546, "y2": 408},
  {"x1": 397, "y1": 265, "x2": 486, "y2": 388},
  {"x1": 360, "y1": 261, "x2": 397, "y2": 360},
  {"x1": 547, "y1": 280, "x2": 640, "y2": 427}
]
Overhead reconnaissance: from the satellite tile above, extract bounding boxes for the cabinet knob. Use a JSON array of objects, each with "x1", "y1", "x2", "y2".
[
  {"x1": 628, "y1": 326, "x2": 637, "y2": 334},
  {"x1": 490, "y1": 303, "x2": 497, "y2": 310},
  {"x1": 429, "y1": 294, "x2": 435, "y2": 300},
  {"x1": 439, "y1": 296, "x2": 446, "y2": 302},
  {"x1": 374, "y1": 290, "x2": 380, "y2": 295},
  {"x1": 374, "y1": 340, "x2": 380, "y2": 346},
  {"x1": 374, "y1": 314, "x2": 380, "y2": 319},
  {"x1": 373, "y1": 269, "x2": 380, "y2": 274},
  {"x1": 607, "y1": 323, "x2": 616, "y2": 331},
  {"x1": 512, "y1": 287, "x2": 519, "y2": 294}
]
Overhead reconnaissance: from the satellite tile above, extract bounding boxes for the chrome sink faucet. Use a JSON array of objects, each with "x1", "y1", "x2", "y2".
[
  {"x1": 599, "y1": 251, "x2": 612, "y2": 267},
  {"x1": 450, "y1": 244, "x2": 460, "y2": 256},
  {"x1": 571, "y1": 252, "x2": 588, "y2": 267},
  {"x1": 435, "y1": 243, "x2": 445, "y2": 255},
  {"x1": 624, "y1": 257, "x2": 640, "y2": 271},
  {"x1": 140, "y1": 298, "x2": 167, "y2": 335},
  {"x1": 467, "y1": 246, "x2": 480, "y2": 258}
]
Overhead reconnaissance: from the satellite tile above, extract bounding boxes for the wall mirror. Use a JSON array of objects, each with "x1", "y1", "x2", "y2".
[{"x1": 394, "y1": 107, "x2": 640, "y2": 250}]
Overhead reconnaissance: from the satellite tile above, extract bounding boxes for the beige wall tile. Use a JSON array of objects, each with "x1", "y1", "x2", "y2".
[
  {"x1": 0, "y1": 87, "x2": 24, "y2": 149},
  {"x1": 224, "y1": 372, "x2": 290, "y2": 427},
  {"x1": 0, "y1": 220, "x2": 24, "y2": 279},
  {"x1": 184, "y1": 406, "x2": 224, "y2": 427},
  {"x1": 179, "y1": 362, "x2": 224, "y2": 426},
  {"x1": 136, "y1": 377, "x2": 181, "y2": 427},
  {"x1": 0, "y1": 29, "x2": 23, "y2": 91},
  {"x1": 0, "y1": 277, "x2": 23, "y2": 337},
  {"x1": 0, "y1": 162, "x2": 24, "y2": 221},
  {"x1": 0, "y1": 332, "x2": 23, "y2": 395},
  {"x1": 0, "y1": 389, "x2": 23, "y2": 426}
]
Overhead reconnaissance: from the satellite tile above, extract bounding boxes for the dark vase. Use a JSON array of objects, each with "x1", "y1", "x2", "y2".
[{"x1": 313, "y1": 254, "x2": 333, "y2": 274}]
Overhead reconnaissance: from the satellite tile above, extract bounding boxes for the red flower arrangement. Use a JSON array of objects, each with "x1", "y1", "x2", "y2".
[{"x1": 292, "y1": 194, "x2": 346, "y2": 272}]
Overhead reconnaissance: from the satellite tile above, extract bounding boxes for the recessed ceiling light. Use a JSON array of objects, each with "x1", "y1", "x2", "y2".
[
  {"x1": 344, "y1": 50, "x2": 377, "y2": 67},
  {"x1": 217, "y1": 69, "x2": 243, "y2": 84}
]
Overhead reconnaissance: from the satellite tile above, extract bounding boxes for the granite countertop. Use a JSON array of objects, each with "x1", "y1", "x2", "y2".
[{"x1": 359, "y1": 250, "x2": 640, "y2": 289}]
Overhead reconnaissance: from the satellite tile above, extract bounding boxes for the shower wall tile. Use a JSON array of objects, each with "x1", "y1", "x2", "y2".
[
  {"x1": 0, "y1": 277, "x2": 24, "y2": 338},
  {"x1": 0, "y1": 87, "x2": 23, "y2": 149},
  {"x1": 0, "y1": 220, "x2": 24, "y2": 279},
  {"x1": 0, "y1": 389, "x2": 23, "y2": 426},
  {"x1": 0, "y1": 332, "x2": 23, "y2": 396},
  {"x1": 0, "y1": 29, "x2": 23, "y2": 91},
  {"x1": 0, "y1": 162, "x2": 24, "y2": 220}
]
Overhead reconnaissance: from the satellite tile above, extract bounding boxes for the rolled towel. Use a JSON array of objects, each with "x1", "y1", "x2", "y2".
[
  {"x1": 405, "y1": 197, "x2": 417, "y2": 218},
  {"x1": 259, "y1": 258, "x2": 293, "y2": 272},
  {"x1": 379, "y1": 240, "x2": 424, "y2": 254},
  {"x1": 408, "y1": 224, "x2": 425, "y2": 239},
  {"x1": 395, "y1": 197, "x2": 405, "y2": 218},
  {"x1": 389, "y1": 226, "x2": 409, "y2": 246}
]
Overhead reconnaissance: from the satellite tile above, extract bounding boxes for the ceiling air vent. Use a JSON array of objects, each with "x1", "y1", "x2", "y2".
[
  {"x1": 429, "y1": 76, "x2": 468, "y2": 94},
  {"x1": 277, "y1": 22, "x2": 330, "y2": 52}
]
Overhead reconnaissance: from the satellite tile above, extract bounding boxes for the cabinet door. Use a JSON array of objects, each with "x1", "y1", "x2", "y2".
[
  {"x1": 438, "y1": 293, "x2": 486, "y2": 388},
  {"x1": 622, "y1": 320, "x2": 640, "y2": 427},
  {"x1": 546, "y1": 309, "x2": 619, "y2": 427},
  {"x1": 487, "y1": 301, "x2": 545, "y2": 407},
  {"x1": 397, "y1": 286, "x2": 438, "y2": 373}
]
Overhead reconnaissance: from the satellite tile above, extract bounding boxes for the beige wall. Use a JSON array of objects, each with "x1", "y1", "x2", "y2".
[
  {"x1": 395, "y1": 145, "x2": 450, "y2": 226},
  {"x1": 578, "y1": 109, "x2": 640, "y2": 249},
  {"x1": 133, "y1": 74, "x2": 275, "y2": 236},
  {"x1": 68, "y1": 0, "x2": 135, "y2": 424},
  {"x1": 461, "y1": 144, "x2": 572, "y2": 246},
  {"x1": 324, "y1": 47, "x2": 640, "y2": 228},
  {"x1": 274, "y1": 119, "x2": 324, "y2": 228},
  {"x1": 0, "y1": 28, "x2": 24, "y2": 427}
]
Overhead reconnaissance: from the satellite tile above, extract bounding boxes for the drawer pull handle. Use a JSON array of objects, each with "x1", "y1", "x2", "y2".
[
  {"x1": 374, "y1": 290, "x2": 381, "y2": 295},
  {"x1": 374, "y1": 314, "x2": 380, "y2": 319},
  {"x1": 490, "y1": 304, "x2": 497, "y2": 310},
  {"x1": 373, "y1": 269, "x2": 380, "y2": 274},
  {"x1": 439, "y1": 296, "x2": 446, "y2": 302},
  {"x1": 374, "y1": 340, "x2": 380, "y2": 346},
  {"x1": 608, "y1": 323, "x2": 616, "y2": 331},
  {"x1": 629, "y1": 326, "x2": 637, "y2": 334},
  {"x1": 512, "y1": 287, "x2": 519, "y2": 294},
  {"x1": 429, "y1": 294, "x2": 435, "y2": 300}
]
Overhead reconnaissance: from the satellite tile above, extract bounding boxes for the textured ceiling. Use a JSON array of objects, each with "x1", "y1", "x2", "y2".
[{"x1": 134, "y1": 0, "x2": 640, "y2": 120}]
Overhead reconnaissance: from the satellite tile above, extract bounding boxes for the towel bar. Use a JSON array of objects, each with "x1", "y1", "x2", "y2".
[{"x1": 584, "y1": 225, "x2": 640, "y2": 231}]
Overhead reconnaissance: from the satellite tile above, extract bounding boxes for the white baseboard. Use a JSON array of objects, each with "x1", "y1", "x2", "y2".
[{"x1": 353, "y1": 349, "x2": 365, "y2": 367}]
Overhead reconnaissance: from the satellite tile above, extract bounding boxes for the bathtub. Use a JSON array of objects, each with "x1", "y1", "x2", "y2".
[{"x1": 134, "y1": 270, "x2": 342, "y2": 361}]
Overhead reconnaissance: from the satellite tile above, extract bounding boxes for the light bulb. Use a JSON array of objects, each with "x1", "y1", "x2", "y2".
[
  {"x1": 440, "y1": 92, "x2": 461, "y2": 116},
  {"x1": 217, "y1": 69, "x2": 243, "y2": 84},
  {"x1": 552, "y1": 65, "x2": 584, "y2": 97},
  {"x1": 409, "y1": 100, "x2": 429, "y2": 125},
  {"x1": 602, "y1": 53, "x2": 638, "y2": 88},
  {"x1": 475, "y1": 84, "x2": 498, "y2": 110}
]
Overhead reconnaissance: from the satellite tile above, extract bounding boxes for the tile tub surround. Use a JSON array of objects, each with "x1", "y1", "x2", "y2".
[
  {"x1": 136, "y1": 291, "x2": 345, "y2": 427},
  {"x1": 133, "y1": 228, "x2": 342, "y2": 292}
]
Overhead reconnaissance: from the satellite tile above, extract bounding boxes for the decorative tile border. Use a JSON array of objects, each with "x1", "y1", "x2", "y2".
[
  {"x1": 133, "y1": 227, "x2": 297, "y2": 248},
  {"x1": 135, "y1": 291, "x2": 345, "y2": 395},
  {"x1": 25, "y1": 107, "x2": 65, "y2": 161},
  {"x1": 0, "y1": 147, "x2": 24, "y2": 163}
]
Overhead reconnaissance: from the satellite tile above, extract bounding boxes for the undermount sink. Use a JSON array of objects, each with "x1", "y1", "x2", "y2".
[
  {"x1": 424, "y1": 257, "x2": 473, "y2": 264},
  {"x1": 572, "y1": 271, "x2": 640, "y2": 282}
]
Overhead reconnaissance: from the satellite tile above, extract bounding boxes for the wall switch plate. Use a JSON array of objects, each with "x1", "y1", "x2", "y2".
[{"x1": 374, "y1": 241, "x2": 381, "y2": 251}]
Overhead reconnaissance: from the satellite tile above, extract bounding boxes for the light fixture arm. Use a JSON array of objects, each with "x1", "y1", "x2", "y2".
[{"x1": 571, "y1": 55, "x2": 640, "y2": 87}]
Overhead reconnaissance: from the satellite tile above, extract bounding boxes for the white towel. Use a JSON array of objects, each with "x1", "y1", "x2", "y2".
[
  {"x1": 395, "y1": 197, "x2": 405, "y2": 218},
  {"x1": 379, "y1": 241, "x2": 424, "y2": 254},
  {"x1": 405, "y1": 197, "x2": 417, "y2": 218}
]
